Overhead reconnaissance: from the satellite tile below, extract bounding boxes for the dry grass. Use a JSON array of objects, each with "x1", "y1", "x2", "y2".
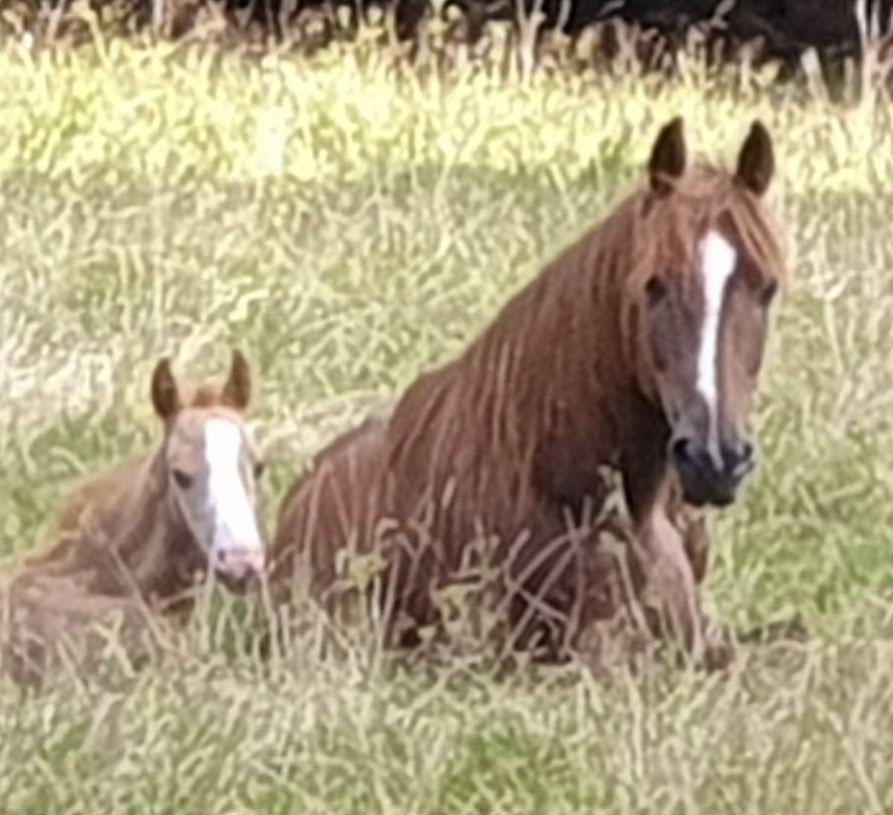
[{"x1": 1, "y1": 38, "x2": 893, "y2": 813}]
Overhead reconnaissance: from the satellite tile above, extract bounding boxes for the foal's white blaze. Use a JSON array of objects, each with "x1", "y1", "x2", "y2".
[
  {"x1": 203, "y1": 417, "x2": 263, "y2": 564},
  {"x1": 696, "y1": 230, "x2": 737, "y2": 460}
]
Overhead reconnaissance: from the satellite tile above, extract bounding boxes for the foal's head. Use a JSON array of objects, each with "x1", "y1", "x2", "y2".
[
  {"x1": 150, "y1": 350, "x2": 266, "y2": 591},
  {"x1": 628, "y1": 117, "x2": 786, "y2": 508}
]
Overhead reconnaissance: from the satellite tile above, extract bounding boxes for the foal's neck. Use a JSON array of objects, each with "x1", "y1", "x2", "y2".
[
  {"x1": 23, "y1": 451, "x2": 203, "y2": 608},
  {"x1": 105, "y1": 485, "x2": 202, "y2": 607}
]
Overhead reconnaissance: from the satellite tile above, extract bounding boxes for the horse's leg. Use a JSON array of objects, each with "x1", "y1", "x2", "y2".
[
  {"x1": 673, "y1": 505, "x2": 732, "y2": 657},
  {"x1": 631, "y1": 500, "x2": 738, "y2": 671},
  {"x1": 677, "y1": 505, "x2": 709, "y2": 584}
]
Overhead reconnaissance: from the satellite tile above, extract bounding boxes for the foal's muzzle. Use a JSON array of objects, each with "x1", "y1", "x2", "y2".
[
  {"x1": 669, "y1": 434, "x2": 756, "y2": 507},
  {"x1": 214, "y1": 547, "x2": 265, "y2": 591}
]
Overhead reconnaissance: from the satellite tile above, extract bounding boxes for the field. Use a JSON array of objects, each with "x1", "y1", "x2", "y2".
[{"x1": 1, "y1": 35, "x2": 893, "y2": 813}]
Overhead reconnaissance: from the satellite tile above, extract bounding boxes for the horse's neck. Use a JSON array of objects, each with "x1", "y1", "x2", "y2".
[
  {"x1": 18, "y1": 454, "x2": 202, "y2": 607},
  {"x1": 615, "y1": 394, "x2": 672, "y2": 524},
  {"x1": 497, "y1": 245, "x2": 669, "y2": 518},
  {"x1": 389, "y1": 225, "x2": 663, "y2": 520},
  {"x1": 496, "y1": 260, "x2": 629, "y2": 451}
]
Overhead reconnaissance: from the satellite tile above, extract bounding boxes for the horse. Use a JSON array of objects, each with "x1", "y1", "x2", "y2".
[
  {"x1": 0, "y1": 349, "x2": 268, "y2": 687},
  {"x1": 268, "y1": 116, "x2": 788, "y2": 670}
]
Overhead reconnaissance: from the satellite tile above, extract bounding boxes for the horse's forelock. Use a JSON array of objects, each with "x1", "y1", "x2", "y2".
[
  {"x1": 619, "y1": 164, "x2": 786, "y2": 360},
  {"x1": 183, "y1": 383, "x2": 224, "y2": 410}
]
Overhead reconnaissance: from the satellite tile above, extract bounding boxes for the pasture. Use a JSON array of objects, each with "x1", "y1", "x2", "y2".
[{"x1": 1, "y1": 38, "x2": 893, "y2": 812}]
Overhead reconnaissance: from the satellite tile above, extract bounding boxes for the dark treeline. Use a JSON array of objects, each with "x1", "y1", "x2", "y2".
[{"x1": 4, "y1": 0, "x2": 892, "y2": 97}]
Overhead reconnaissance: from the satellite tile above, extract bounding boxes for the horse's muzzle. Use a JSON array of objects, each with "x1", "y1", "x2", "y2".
[{"x1": 669, "y1": 434, "x2": 756, "y2": 507}]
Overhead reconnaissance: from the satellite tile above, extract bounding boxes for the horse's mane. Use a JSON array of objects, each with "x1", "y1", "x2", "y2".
[{"x1": 385, "y1": 164, "x2": 787, "y2": 520}]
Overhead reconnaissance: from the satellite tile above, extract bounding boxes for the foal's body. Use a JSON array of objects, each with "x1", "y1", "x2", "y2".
[
  {"x1": 271, "y1": 119, "x2": 787, "y2": 666},
  {"x1": 2, "y1": 454, "x2": 200, "y2": 685},
  {"x1": 0, "y1": 352, "x2": 266, "y2": 687}
]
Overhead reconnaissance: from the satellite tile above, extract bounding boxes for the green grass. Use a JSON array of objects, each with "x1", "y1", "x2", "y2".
[{"x1": 2, "y1": 38, "x2": 893, "y2": 812}]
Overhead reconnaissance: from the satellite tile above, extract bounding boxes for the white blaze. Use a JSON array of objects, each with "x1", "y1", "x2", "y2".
[
  {"x1": 696, "y1": 230, "x2": 737, "y2": 459},
  {"x1": 203, "y1": 417, "x2": 263, "y2": 559}
]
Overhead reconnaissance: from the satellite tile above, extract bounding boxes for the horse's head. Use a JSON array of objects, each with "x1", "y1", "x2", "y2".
[
  {"x1": 630, "y1": 117, "x2": 785, "y2": 508},
  {"x1": 150, "y1": 350, "x2": 266, "y2": 591}
]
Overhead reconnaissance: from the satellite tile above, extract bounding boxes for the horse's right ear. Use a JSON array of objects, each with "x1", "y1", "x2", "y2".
[
  {"x1": 221, "y1": 348, "x2": 252, "y2": 412},
  {"x1": 151, "y1": 358, "x2": 181, "y2": 421},
  {"x1": 648, "y1": 116, "x2": 686, "y2": 193},
  {"x1": 735, "y1": 119, "x2": 774, "y2": 197}
]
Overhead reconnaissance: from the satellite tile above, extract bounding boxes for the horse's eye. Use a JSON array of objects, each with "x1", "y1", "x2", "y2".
[
  {"x1": 645, "y1": 275, "x2": 668, "y2": 307},
  {"x1": 172, "y1": 468, "x2": 193, "y2": 490},
  {"x1": 253, "y1": 460, "x2": 266, "y2": 479}
]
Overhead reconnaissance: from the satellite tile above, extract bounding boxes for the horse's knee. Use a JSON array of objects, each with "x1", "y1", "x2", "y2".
[{"x1": 637, "y1": 521, "x2": 706, "y2": 660}]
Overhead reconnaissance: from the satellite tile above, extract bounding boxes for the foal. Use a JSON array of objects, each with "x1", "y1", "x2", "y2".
[
  {"x1": 0, "y1": 350, "x2": 267, "y2": 686},
  {"x1": 270, "y1": 117, "x2": 787, "y2": 668}
]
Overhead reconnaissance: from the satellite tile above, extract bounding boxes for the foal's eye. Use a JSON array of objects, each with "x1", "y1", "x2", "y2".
[
  {"x1": 645, "y1": 275, "x2": 668, "y2": 307},
  {"x1": 253, "y1": 460, "x2": 266, "y2": 479},
  {"x1": 172, "y1": 469, "x2": 193, "y2": 490}
]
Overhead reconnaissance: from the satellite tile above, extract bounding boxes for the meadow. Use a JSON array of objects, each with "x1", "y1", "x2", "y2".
[{"x1": 1, "y1": 33, "x2": 893, "y2": 813}]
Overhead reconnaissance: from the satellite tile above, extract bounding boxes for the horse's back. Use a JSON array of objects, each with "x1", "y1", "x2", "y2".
[{"x1": 272, "y1": 406, "x2": 393, "y2": 590}]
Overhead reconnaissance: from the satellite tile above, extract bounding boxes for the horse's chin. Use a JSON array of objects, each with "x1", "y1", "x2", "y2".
[{"x1": 677, "y1": 474, "x2": 738, "y2": 509}]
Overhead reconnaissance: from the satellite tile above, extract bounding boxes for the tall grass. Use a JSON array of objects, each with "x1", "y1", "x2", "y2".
[{"x1": 1, "y1": 39, "x2": 893, "y2": 812}]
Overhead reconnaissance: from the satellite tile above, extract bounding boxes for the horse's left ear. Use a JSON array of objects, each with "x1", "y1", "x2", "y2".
[
  {"x1": 648, "y1": 116, "x2": 686, "y2": 192},
  {"x1": 222, "y1": 348, "x2": 252, "y2": 412},
  {"x1": 151, "y1": 358, "x2": 181, "y2": 421},
  {"x1": 735, "y1": 120, "x2": 774, "y2": 197}
]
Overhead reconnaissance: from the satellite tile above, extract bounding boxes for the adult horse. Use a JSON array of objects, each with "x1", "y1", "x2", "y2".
[
  {"x1": 0, "y1": 350, "x2": 267, "y2": 687},
  {"x1": 269, "y1": 117, "x2": 787, "y2": 668}
]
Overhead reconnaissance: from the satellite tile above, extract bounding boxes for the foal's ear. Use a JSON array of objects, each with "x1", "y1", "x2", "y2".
[
  {"x1": 735, "y1": 120, "x2": 774, "y2": 197},
  {"x1": 221, "y1": 348, "x2": 251, "y2": 412},
  {"x1": 648, "y1": 116, "x2": 686, "y2": 192},
  {"x1": 150, "y1": 358, "x2": 181, "y2": 421}
]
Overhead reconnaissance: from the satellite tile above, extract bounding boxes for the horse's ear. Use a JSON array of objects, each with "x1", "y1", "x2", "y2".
[
  {"x1": 151, "y1": 358, "x2": 181, "y2": 421},
  {"x1": 221, "y1": 348, "x2": 251, "y2": 412},
  {"x1": 648, "y1": 116, "x2": 686, "y2": 192},
  {"x1": 735, "y1": 120, "x2": 774, "y2": 197}
]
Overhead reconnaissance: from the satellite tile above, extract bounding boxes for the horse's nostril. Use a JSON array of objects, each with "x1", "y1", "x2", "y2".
[
  {"x1": 217, "y1": 548, "x2": 264, "y2": 582},
  {"x1": 670, "y1": 436, "x2": 696, "y2": 466},
  {"x1": 724, "y1": 439, "x2": 756, "y2": 475}
]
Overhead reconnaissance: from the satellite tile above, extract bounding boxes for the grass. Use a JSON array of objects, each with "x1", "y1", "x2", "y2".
[{"x1": 1, "y1": 36, "x2": 893, "y2": 812}]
